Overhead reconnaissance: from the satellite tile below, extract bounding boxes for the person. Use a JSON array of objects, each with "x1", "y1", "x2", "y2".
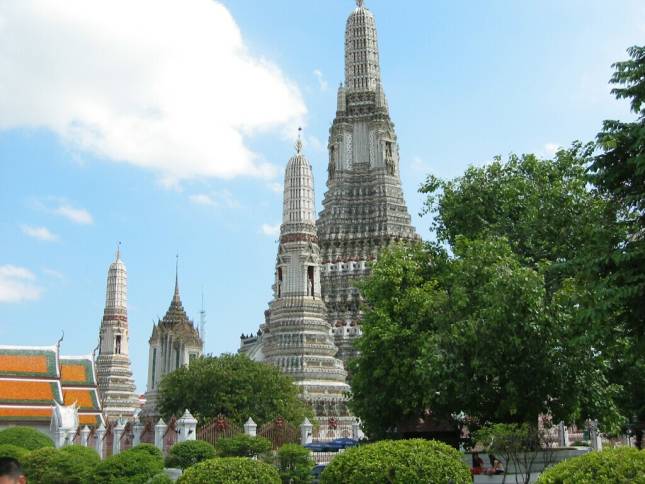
[
  {"x1": 0, "y1": 458, "x2": 27, "y2": 484},
  {"x1": 491, "y1": 458, "x2": 505, "y2": 475},
  {"x1": 471, "y1": 452, "x2": 485, "y2": 474}
]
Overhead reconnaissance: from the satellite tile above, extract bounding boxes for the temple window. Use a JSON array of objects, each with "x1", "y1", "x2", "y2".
[
  {"x1": 277, "y1": 267, "x2": 283, "y2": 297},
  {"x1": 115, "y1": 335, "x2": 122, "y2": 354},
  {"x1": 308, "y1": 266, "x2": 315, "y2": 296}
]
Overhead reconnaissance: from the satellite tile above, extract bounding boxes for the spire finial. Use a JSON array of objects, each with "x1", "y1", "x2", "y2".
[
  {"x1": 295, "y1": 127, "x2": 303, "y2": 154},
  {"x1": 116, "y1": 241, "x2": 121, "y2": 260},
  {"x1": 175, "y1": 253, "x2": 179, "y2": 291},
  {"x1": 356, "y1": 0, "x2": 364, "y2": 7}
]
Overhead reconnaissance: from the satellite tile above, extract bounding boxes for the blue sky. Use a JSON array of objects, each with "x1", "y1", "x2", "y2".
[{"x1": 0, "y1": 0, "x2": 643, "y2": 393}]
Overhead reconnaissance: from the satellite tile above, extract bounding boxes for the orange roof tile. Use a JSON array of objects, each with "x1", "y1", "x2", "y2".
[
  {"x1": 0, "y1": 378, "x2": 62, "y2": 405},
  {"x1": 62, "y1": 388, "x2": 100, "y2": 411},
  {"x1": 0, "y1": 406, "x2": 52, "y2": 422},
  {"x1": 0, "y1": 346, "x2": 59, "y2": 379},
  {"x1": 60, "y1": 357, "x2": 96, "y2": 386}
]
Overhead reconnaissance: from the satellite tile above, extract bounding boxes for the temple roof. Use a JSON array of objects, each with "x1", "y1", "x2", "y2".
[
  {"x1": 0, "y1": 345, "x2": 60, "y2": 379},
  {"x1": 60, "y1": 356, "x2": 97, "y2": 387}
]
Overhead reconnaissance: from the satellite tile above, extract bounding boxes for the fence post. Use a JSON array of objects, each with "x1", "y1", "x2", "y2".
[
  {"x1": 113, "y1": 420, "x2": 125, "y2": 455},
  {"x1": 155, "y1": 418, "x2": 167, "y2": 452},
  {"x1": 300, "y1": 418, "x2": 313, "y2": 445},
  {"x1": 80, "y1": 426, "x2": 90, "y2": 447},
  {"x1": 95, "y1": 423, "x2": 106, "y2": 459},
  {"x1": 132, "y1": 417, "x2": 144, "y2": 447},
  {"x1": 558, "y1": 421, "x2": 569, "y2": 447},
  {"x1": 352, "y1": 420, "x2": 361, "y2": 441},
  {"x1": 178, "y1": 410, "x2": 198, "y2": 442},
  {"x1": 244, "y1": 418, "x2": 257, "y2": 437},
  {"x1": 589, "y1": 420, "x2": 602, "y2": 451}
]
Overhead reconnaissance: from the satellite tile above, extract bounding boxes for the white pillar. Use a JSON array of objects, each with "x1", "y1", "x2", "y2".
[
  {"x1": 177, "y1": 410, "x2": 198, "y2": 442},
  {"x1": 352, "y1": 420, "x2": 361, "y2": 441},
  {"x1": 558, "y1": 421, "x2": 570, "y2": 447},
  {"x1": 80, "y1": 426, "x2": 90, "y2": 447},
  {"x1": 113, "y1": 421, "x2": 125, "y2": 455},
  {"x1": 300, "y1": 418, "x2": 313, "y2": 445},
  {"x1": 244, "y1": 418, "x2": 257, "y2": 437},
  {"x1": 55, "y1": 429, "x2": 66, "y2": 449},
  {"x1": 133, "y1": 418, "x2": 144, "y2": 447},
  {"x1": 589, "y1": 420, "x2": 603, "y2": 451},
  {"x1": 155, "y1": 418, "x2": 167, "y2": 452},
  {"x1": 95, "y1": 424, "x2": 106, "y2": 459}
]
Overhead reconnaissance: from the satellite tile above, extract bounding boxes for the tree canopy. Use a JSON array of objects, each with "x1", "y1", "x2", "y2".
[{"x1": 158, "y1": 353, "x2": 313, "y2": 426}]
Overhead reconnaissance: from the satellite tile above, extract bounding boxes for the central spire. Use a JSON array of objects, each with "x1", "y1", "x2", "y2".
[{"x1": 345, "y1": 0, "x2": 381, "y2": 92}]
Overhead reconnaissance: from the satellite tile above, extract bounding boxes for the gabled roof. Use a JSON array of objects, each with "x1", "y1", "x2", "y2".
[
  {"x1": 0, "y1": 378, "x2": 63, "y2": 406},
  {"x1": 62, "y1": 387, "x2": 101, "y2": 412},
  {"x1": 0, "y1": 345, "x2": 60, "y2": 379},
  {"x1": 60, "y1": 356, "x2": 97, "y2": 387}
]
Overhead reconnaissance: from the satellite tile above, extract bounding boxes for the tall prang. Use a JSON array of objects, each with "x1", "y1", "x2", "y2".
[
  {"x1": 95, "y1": 245, "x2": 139, "y2": 420},
  {"x1": 317, "y1": 0, "x2": 420, "y2": 364},
  {"x1": 261, "y1": 134, "x2": 351, "y2": 419}
]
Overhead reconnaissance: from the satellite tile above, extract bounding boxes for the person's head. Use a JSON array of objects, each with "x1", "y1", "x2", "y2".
[{"x1": 0, "y1": 457, "x2": 26, "y2": 484}]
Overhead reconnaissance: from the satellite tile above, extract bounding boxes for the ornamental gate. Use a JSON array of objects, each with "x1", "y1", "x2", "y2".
[
  {"x1": 140, "y1": 420, "x2": 155, "y2": 444},
  {"x1": 163, "y1": 416, "x2": 178, "y2": 455},
  {"x1": 197, "y1": 415, "x2": 242, "y2": 445},
  {"x1": 120, "y1": 422, "x2": 134, "y2": 452},
  {"x1": 258, "y1": 416, "x2": 298, "y2": 450},
  {"x1": 312, "y1": 417, "x2": 352, "y2": 441}
]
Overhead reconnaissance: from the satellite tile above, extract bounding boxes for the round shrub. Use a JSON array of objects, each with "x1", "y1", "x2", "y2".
[
  {"x1": 146, "y1": 472, "x2": 173, "y2": 484},
  {"x1": 91, "y1": 445, "x2": 164, "y2": 483},
  {"x1": 538, "y1": 447, "x2": 645, "y2": 483},
  {"x1": 166, "y1": 439, "x2": 216, "y2": 469},
  {"x1": 128, "y1": 443, "x2": 164, "y2": 460},
  {"x1": 0, "y1": 444, "x2": 30, "y2": 462},
  {"x1": 320, "y1": 439, "x2": 471, "y2": 484},
  {"x1": 0, "y1": 426, "x2": 54, "y2": 450},
  {"x1": 277, "y1": 443, "x2": 315, "y2": 484},
  {"x1": 215, "y1": 434, "x2": 272, "y2": 458},
  {"x1": 22, "y1": 445, "x2": 100, "y2": 484},
  {"x1": 177, "y1": 457, "x2": 281, "y2": 484}
]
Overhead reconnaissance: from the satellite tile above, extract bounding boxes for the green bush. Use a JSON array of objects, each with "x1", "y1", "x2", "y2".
[
  {"x1": 215, "y1": 434, "x2": 272, "y2": 458},
  {"x1": 276, "y1": 443, "x2": 314, "y2": 484},
  {"x1": 91, "y1": 445, "x2": 164, "y2": 483},
  {"x1": 0, "y1": 426, "x2": 54, "y2": 450},
  {"x1": 22, "y1": 445, "x2": 100, "y2": 484},
  {"x1": 538, "y1": 447, "x2": 645, "y2": 483},
  {"x1": 320, "y1": 439, "x2": 471, "y2": 484},
  {"x1": 127, "y1": 443, "x2": 164, "y2": 460},
  {"x1": 0, "y1": 444, "x2": 30, "y2": 462},
  {"x1": 177, "y1": 457, "x2": 281, "y2": 484},
  {"x1": 146, "y1": 472, "x2": 173, "y2": 484},
  {"x1": 166, "y1": 440, "x2": 216, "y2": 469}
]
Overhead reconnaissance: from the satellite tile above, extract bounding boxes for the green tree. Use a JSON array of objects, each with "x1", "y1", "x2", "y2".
[
  {"x1": 165, "y1": 440, "x2": 216, "y2": 469},
  {"x1": 177, "y1": 457, "x2": 281, "y2": 484},
  {"x1": 275, "y1": 443, "x2": 315, "y2": 484},
  {"x1": 158, "y1": 354, "x2": 313, "y2": 426},
  {"x1": 214, "y1": 434, "x2": 272, "y2": 458},
  {"x1": 350, "y1": 239, "x2": 624, "y2": 438},
  {"x1": 590, "y1": 45, "x2": 645, "y2": 435}
]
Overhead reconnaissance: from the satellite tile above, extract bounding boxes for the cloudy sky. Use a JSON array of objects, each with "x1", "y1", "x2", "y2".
[{"x1": 1, "y1": 0, "x2": 643, "y2": 392}]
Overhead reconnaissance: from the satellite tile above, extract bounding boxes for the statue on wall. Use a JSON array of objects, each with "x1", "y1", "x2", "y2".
[
  {"x1": 385, "y1": 141, "x2": 396, "y2": 175},
  {"x1": 329, "y1": 145, "x2": 336, "y2": 179}
]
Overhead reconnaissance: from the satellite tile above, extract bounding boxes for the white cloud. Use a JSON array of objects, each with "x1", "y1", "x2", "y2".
[
  {"x1": 0, "y1": 0, "x2": 307, "y2": 185},
  {"x1": 544, "y1": 143, "x2": 561, "y2": 157},
  {"x1": 189, "y1": 190, "x2": 239, "y2": 208},
  {"x1": 54, "y1": 203, "x2": 94, "y2": 225},
  {"x1": 260, "y1": 224, "x2": 280, "y2": 237},
  {"x1": 314, "y1": 69, "x2": 329, "y2": 92},
  {"x1": 21, "y1": 225, "x2": 59, "y2": 242},
  {"x1": 43, "y1": 268, "x2": 65, "y2": 280},
  {"x1": 0, "y1": 265, "x2": 42, "y2": 303}
]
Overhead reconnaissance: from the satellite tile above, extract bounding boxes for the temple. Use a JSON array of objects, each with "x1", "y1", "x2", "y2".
[
  {"x1": 252, "y1": 134, "x2": 351, "y2": 420},
  {"x1": 317, "y1": 0, "x2": 420, "y2": 363},
  {"x1": 0, "y1": 343, "x2": 104, "y2": 443},
  {"x1": 140, "y1": 263, "x2": 203, "y2": 420},
  {"x1": 95, "y1": 245, "x2": 139, "y2": 420}
]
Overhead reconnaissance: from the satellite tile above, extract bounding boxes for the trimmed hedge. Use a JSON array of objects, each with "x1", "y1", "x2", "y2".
[
  {"x1": 177, "y1": 457, "x2": 281, "y2": 484},
  {"x1": 22, "y1": 445, "x2": 100, "y2": 484},
  {"x1": 0, "y1": 426, "x2": 54, "y2": 450},
  {"x1": 0, "y1": 444, "x2": 30, "y2": 462},
  {"x1": 215, "y1": 434, "x2": 272, "y2": 458},
  {"x1": 147, "y1": 472, "x2": 173, "y2": 484},
  {"x1": 127, "y1": 443, "x2": 164, "y2": 460},
  {"x1": 277, "y1": 443, "x2": 315, "y2": 484},
  {"x1": 166, "y1": 439, "x2": 216, "y2": 469},
  {"x1": 91, "y1": 445, "x2": 164, "y2": 483},
  {"x1": 538, "y1": 447, "x2": 645, "y2": 483},
  {"x1": 320, "y1": 439, "x2": 471, "y2": 484}
]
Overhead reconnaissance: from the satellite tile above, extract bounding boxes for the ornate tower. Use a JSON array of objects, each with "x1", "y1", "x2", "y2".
[
  {"x1": 141, "y1": 262, "x2": 203, "y2": 420},
  {"x1": 261, "y1": 134, "x2": 350, "y2": 419},
  {"x1": 95, "y1": 245, "x2": 139, "y2": 420},
  {"x1": 317, "y1": 0, "x2": 420, "y2": 364}
]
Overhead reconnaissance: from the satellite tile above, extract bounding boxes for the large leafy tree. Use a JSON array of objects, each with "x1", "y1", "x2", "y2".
[
  {"x1": 590, "y1": 45, "x2": 645, "y2": 434},
  {"x1": 158, "y1": 354, "x2": 313, "y2": 426},
  {"x1": 349, "y1": 240, "x2": 622, "y2": 439}
]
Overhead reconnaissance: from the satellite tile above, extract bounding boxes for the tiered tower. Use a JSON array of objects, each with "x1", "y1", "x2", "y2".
[
  {"x1": 261, "y1": 135, "x2": 350, "y2": 418},
  {"x1": 317, "y1": 0, "x2": 420, "y2": 363},
  {"x1": 95, "y1": 245, "x2": 139, "y2": 420},
  {"x1": 141, "y1": 264, "x2": 203, "y2": 420}
]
